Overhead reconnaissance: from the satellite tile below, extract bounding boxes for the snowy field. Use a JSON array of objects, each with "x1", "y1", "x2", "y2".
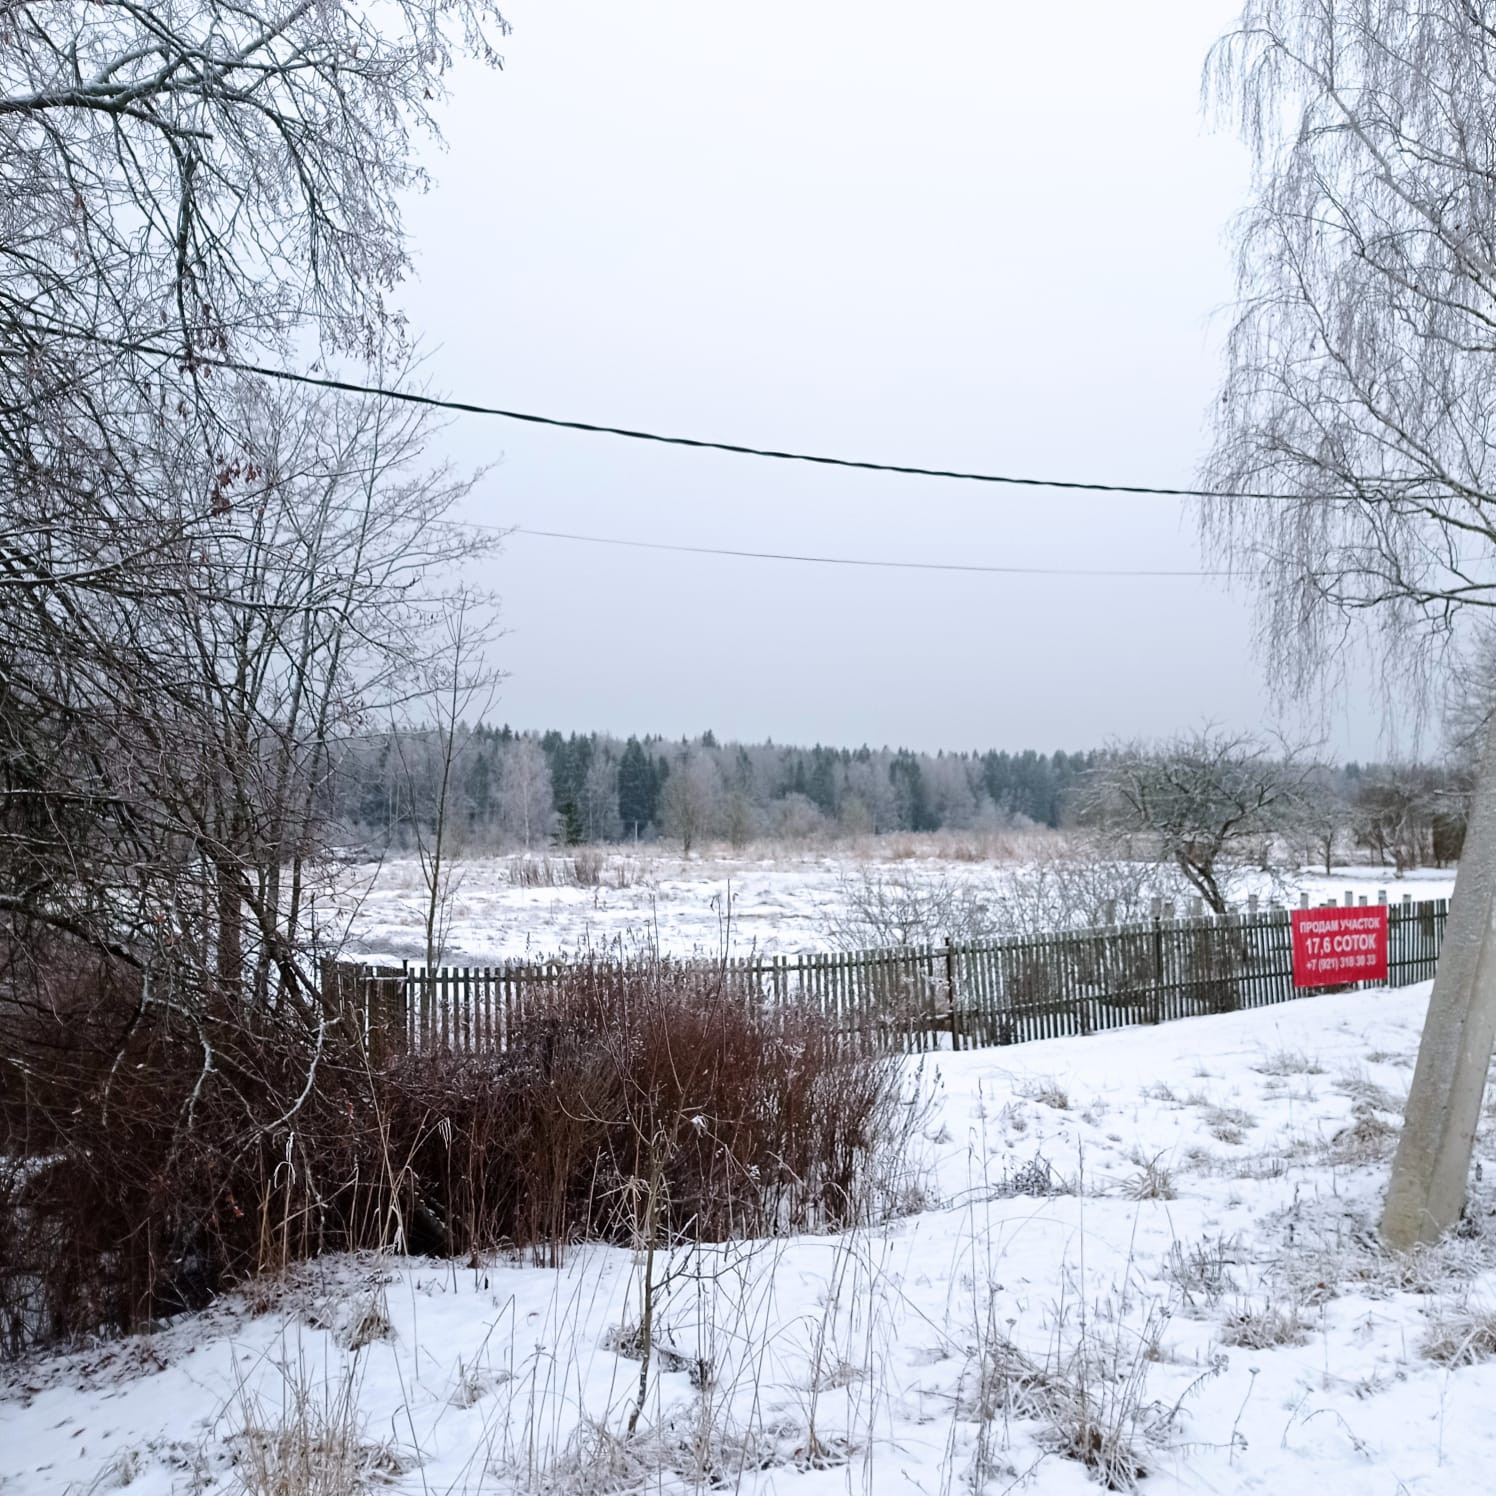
[
  {"x1": 325, "y1": 840, "x2": 1457, "y2": 966},
  {"x1": 13, "y1": 978, "x2": 1496, "y2": 1493}
]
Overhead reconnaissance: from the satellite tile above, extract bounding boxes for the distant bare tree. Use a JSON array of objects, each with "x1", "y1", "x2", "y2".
[
  {"x1": 497, "y1": 738, "x2": 555, "y2": 852},
  {"x1": 1295, "y1": 767, "x2": 1352, "y2": 879},
  {"x1": 825, "y1": 868, "x2": 996, "y2": 951},
  {"x1": 1001, "y1": 839, "x2": 1192, "y2": 934},
  {"x1": 396, "y1": 592, "x2": 501, "y2": 970},
  {"x1": 1084, "y1": 729, "x2": 1312, "y2": 915},
  {"x1": 580, "y1": 751, "x2": 623, "y2": 845},
  {"x1": 659, "y1": 748, "x2": 720, "y2": 856},
  {"x1": 1353, "y1": 764, "x2": 1469, "y2": 873}
]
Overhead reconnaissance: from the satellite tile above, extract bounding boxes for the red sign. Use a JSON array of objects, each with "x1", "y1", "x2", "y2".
[{"x1": 1291, "y1": 906, "x2": 1389, "y2": 988}]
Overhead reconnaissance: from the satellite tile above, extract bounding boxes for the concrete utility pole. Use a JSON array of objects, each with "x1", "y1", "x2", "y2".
[{"x1": 1382, "y1": 711, "x2": 1496, "y2": 1249}]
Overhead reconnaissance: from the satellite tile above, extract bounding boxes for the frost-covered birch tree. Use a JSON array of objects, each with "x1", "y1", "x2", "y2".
[
  {"x1": 497, "y1": 738, "x2": 555, "y2": 851},
  {"x1": 1205, "y1": 0, "x2": 1496, "y2": 1247}
]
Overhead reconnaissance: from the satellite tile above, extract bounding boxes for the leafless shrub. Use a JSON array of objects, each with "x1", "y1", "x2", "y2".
[
  {"x1": 1219, "y1": 1301, "x2": 1309, "y2": 1349},
  {"x1": 991, "y1": 1154, "x2": 1070, "y2": 1199},
  {"x1": 1000, "y1": 839, "x2": 1193, "y2": 934},
  {"x1": 0, "y1": 958, "x2": 921, "y2": 1353},
  {"x1": 1162, "y1": 1235, "x2": 1240, "y2": 1311},
  {"x1": 1121, "y1": 1153, "x2": 1176, "y2": 1202},
  {"x1": 823, "y1": 866, "x2": 996, "y2": 949},
  {"x1": 569, "y1": 851, "x2": 605, "y2": 887},
  {"x1": 1017, "y1": 1079, "x2": 1070, "y2": 1111},
  {"x1": 1423, "y1": 1301, "x2": 1496, "y2": 1366},
  {"x1": 231, "y1": 1355, "x2": 407, "y2": 1496},
  {"x1": 508, "y1": 856, "x2": 563, "y2": 888},
  {"x1": 1255, "y1": 1049, "x2": 1325, "y2": 1078},
  {"x1": 0, "y1": 1160, "x2": 45, "y2": 1361}
]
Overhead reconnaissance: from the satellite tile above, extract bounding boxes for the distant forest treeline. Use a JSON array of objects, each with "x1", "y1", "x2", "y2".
[
  {"x1": 332, "y1": 728, "x2": 1099, "y2": 850},
  {"x1": 330, "y1": 726, "x2": 1464, "y2": 866}
]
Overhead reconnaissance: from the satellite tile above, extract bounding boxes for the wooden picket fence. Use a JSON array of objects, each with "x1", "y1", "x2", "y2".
[{"x1": 332, "y1": 891, "x2": 1448, "y2": 1059}]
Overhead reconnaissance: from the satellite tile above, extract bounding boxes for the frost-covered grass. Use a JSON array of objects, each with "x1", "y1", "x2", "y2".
[
  {"x1": 11, "y1": 978, "x2": 1496, "y2": 1494},
  {"x1": 324, "y1": 836, "x2": 1456, "y2": 966}
]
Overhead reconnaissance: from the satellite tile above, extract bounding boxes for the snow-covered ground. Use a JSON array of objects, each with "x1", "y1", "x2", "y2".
[
  {"x1": 12, "y1": 978, "x2": 1496, "y2": 1494},
  {"x1": 325, "y1": 842, "x2": 1456, "y2": 966}
]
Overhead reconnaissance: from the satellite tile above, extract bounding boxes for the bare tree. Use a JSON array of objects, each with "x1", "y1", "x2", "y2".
[
  {"x1": 1444, "y1": 625, "x2": 1496, "y2": 767},
  {"x1": 1294, "y1": 766, "x2": 1351, "y2": 879},
  {"x1": 1205, "y1": 3, "x2": 1496, "y2": 1247},
  {"x1": 1, "y1": 0, "x2": 510, "y2": 456},
  {"x1": 579, "y1": 751, "x2": 623, "y2": 844},
  {"x1": 1084, "y1": 729, "x2": 1310, "y2": 916},
  {"x1": 825, "y1": 867, "x2": 996, "y2": 950},
  {"x1": 3, "y1": 376, "x2": 487, "y2": 983},
  {"x1": 1204, "y1": 4, "x2": 1496, "y2": 680},
  {"x1": 659, "y1": 747, "x2": 720, "y2": 856},
  {"x1": 0, "y1": 0, "x2": 516, "y2": 1326},
  {"x1": 497, "y1": 738, "x2": 554, "y2": 851},
  {"x1": 395, "y1": 591, "x2": 501, "y2": 970},
  {"x1": 1, "y1": 0, "x2": 510, "y2": 976}
]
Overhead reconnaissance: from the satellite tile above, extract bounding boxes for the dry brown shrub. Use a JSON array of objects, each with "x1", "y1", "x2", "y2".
[{"x1": 0, "y1": 947, "x2": 917, "y2": 1354}]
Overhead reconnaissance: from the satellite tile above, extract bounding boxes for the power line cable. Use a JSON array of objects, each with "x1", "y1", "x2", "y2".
[
  {"x1": 50, "y1": 327, "x2": 1317, "y2": 502},
  {"x1": 513, "y1": 525, "x2": 1241, "y2": 578}
]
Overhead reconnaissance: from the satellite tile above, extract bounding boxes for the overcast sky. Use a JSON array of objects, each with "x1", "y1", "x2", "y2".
[{"x1": 395, "y1": 1, "x2": 1385, "y2": 756}]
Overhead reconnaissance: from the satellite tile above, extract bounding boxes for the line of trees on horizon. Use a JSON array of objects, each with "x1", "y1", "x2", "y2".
[
  {"x1": 327, "y1": 725, "x2": 1476, "y2": 871},
  {"x1": 335, "y1": 729, "x2": 1098, "y2": 852}
]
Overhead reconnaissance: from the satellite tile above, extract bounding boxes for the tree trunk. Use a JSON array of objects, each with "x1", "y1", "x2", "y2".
[
  {"x1": 1382, "y1": 710, "x2": 1496, "y2": 1249},
  {"x1": 216, "y1": 858, "x2": 243, "y2": 1001}
]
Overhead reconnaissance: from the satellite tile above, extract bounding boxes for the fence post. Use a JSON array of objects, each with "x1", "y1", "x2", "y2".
[
  {"x1": 366, "y1": 968, "x2": 385, "y2": 1066},
  {"x1": 322, "y1": 958, "x2": 354, "y2": 1049},
  {"x1": 944, "y1": 937, "x2": 960, "y2": 1051},
  {"x1": 1150, "y1": 897, "x2": 1164, "y2": 1025}
]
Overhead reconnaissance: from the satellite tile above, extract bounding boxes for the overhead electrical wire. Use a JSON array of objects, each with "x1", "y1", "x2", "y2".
[
  {"x1": 50, "y1": 326, "x2": 1462, "y2": 582},
  {"x1": 52, "y1": 327, "x2": 1307, "y2": 503},
  {"x1": 511, "y1": 526, "x2": 1241, "y2": 579}
]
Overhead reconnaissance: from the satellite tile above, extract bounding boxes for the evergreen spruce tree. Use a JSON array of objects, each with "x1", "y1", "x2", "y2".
[{"x1": 618, "y1": 737, "x2": 657, "y2": 838}]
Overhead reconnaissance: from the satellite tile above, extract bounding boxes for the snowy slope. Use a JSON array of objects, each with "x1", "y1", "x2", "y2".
[{"x1": 7, "y1": 979, "x2": 1496, "y2": 1494}]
